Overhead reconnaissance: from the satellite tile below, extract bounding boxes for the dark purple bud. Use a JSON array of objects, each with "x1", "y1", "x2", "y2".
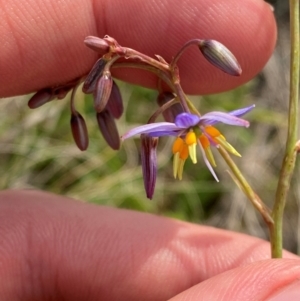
[
  {"x1": 96, "y1": 110, "x2": 120, "y2": 150},
  {"x1": 82, "y1": 58, "x2": 107, "y2": 94},
  {"x1": 93, "y1": 71, "x2": 113, "y2": 113},
  {"x1": 54, "y1": 86, "x2": 73, "y2": 99},
  {"x1": 28, "y1": 88, "x2": 54, "y2": 109},
  {"x1": 198, "y1": 40, "x2": 242, "y2": 76},
  {"x1": 70, "y1": 111, "x2": 89, "y2": 151},
  {"x1": 84, "y1": 36, "x2": 109, "y2": 53},
  {"x1": 106, "y1": 81, "x2": 123, "y2": 119},
  {"x1": 157, "y1": 92, "x2": 183, "y2": 122},
  {"x1": 141, "y1": 134, "x2": 158, "y2": 200}
]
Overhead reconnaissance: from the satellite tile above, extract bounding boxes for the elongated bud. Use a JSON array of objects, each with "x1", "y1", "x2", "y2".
[
  {"x1": 198, "y1": 40, "x2": 242, "y2": 76},
  {"x1": 106, "y1": 81, "x2": 123, "y2": 119},
  {"x1": 84, "y1": 36, "x2": 110, "y2": 53},
  {"x1": 93, "y1": 71, "x2": 113, "y2": 113},
  {"x1": 28, "y1": 88, "x2": 54, "y2": 109},
  {"x1": 141, "y1": 134, "x2": 158, "y2": 200},
  {"x1": 70, "y1": 111, "x2": 89, "y2": 151},
  {"x1": 82, "y1": 58, "x2": 107, "y2": 94},
  {"x1": 96, "y1": 110, "x2": 120, "y2": 150},
  {"x1": 54, "y1": 86, "x2": 73, "y2": 100},
  {"x1": 157, "y1": 92, "x2": 183, "y2": 122}
]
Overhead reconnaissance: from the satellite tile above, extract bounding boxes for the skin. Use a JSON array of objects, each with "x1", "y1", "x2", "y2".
[
  {"x1": 1, "y1": 0, "x2": 299, "y2": 300},
  {"x1": 0, "y1": 0, "x2": 276, "y2": 96}
]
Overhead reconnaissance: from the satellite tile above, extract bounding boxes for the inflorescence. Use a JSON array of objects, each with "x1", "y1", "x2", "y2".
[{"x1": 28, "y1": 35, "x2": 254, "y2": 199}]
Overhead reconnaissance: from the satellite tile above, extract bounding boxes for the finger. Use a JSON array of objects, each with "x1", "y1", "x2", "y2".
[
  {"x1": 0, "y1": 0, "x2": 276, "y2": 97},
  {"x1": 169, "y1": 259, "x2": 300, "y2": 301},
  {"x1": 0, "y1": 190, "x2": 296, "y2": 301}
]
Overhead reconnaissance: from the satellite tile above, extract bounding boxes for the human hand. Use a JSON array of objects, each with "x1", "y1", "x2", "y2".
[
  {"x1": 0, "y1": 0, "x2": 276, "y2": 97},
  {"x1": 0, "y1": 189, "x2": 299, "y2": 301},
  {"x1": 2, "y1": 0, "x2": 298, "y2": 300}
]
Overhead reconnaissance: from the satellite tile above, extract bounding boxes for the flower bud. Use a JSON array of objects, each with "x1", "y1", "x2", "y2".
[
  {"x1": 93, "y1": 71, "x2": 113, "y2": 113},
  {"x1": 106, "y1": 81, "x2": 123, "y2": 119},
  {"x1": 70, "y1": 111, "x2": 89, "y2": 151},
  {"x1": 96, "y1": 110, "x2": 120, "y2": 150},
  {"x1": 84, "y1": 36, "x2": 109, "y2": 53},
  {"x1": 28, "y1": 88, "x2": 54, "y2": 109},
  {"x1": 157, "y1": 92, "x2": 183, "y2": 122},
  {"x1": 54, "y1": 86, "x2": 73, "y2": 100},
  {"x1": 198, "y1": 40, "x2": 242, "y2": 76},
  {"x1": 141, "y1": 134, "x2": 158, "y2": 200},
  {"x1": 82, "y1": 58, "x2": 107, "y2": 94}
]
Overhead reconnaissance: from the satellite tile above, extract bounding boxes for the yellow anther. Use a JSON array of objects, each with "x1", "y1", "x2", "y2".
[
  {"x1": 172, "y1": 137, "x2": 184, "y2": 154},
  {"x1": 185, "y1": 131, "x2": 197, "y2": 146}
]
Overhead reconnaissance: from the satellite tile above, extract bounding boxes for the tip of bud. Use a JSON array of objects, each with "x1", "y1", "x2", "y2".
[
  {"x1": 84, "y1": 36, "x2": 109, "y2": 53},
  {"x1": 93, "y1": 71, "x2": 113, "y2": 113},
  {"x1": 70, "y1": 112, "x2": 89, "y2": 151},
  {"x1": 198, "y1": 40, "x2": 242, "y2": 76},
  {"x1": 28, "y1": 89, "x2": 54, "y2": 109},
  {"x1": 96, "y1": 110, "x2": 120, "y2": 150},
  {"x1": 82, "y1": 58, "x2": 107, "y2": 94},
  {"x1": 105, "y1": 81, "x2": 124, "y2": 119}
]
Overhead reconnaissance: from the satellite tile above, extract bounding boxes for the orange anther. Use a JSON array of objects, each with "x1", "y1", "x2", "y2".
[{"x1": 172, "y1": 137, "x2": 184, "y2": 154}]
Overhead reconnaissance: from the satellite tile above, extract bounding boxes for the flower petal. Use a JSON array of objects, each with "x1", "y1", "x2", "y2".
[
  {"x1": 228, "y1": 104, "x2": 255, "y2": 117},
  {"x1": 121, "y1": 122, "x2": 181, "y2": 140},
  {"x1": 200, "y1": 112, "x2": 250, "y2": 127},
  {"x1": 147, "y1": 131, "x2": 180, "y2": 137},
  {"x1": 198, "y1": 141, "x2": 219, "y2": 182},
  {"x1": 175, "y1": 113, "x2": 201, "y2": 128},
  {"x1": 141, "y1": 134, "x2": 158, "y2": 199}
]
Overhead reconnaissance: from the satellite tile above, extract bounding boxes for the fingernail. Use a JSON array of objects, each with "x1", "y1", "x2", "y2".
[
  {"x1": 268, "y1": 281, "x2": 300, "y2": 301},
  {"x1": 264, "y1": 1, "x2": 275, "y2": 12}
]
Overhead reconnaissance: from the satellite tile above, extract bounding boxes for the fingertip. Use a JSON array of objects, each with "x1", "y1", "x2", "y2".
[
  {"x1": 0, "y1": 0, "x2": 276, "y2": 96},
  {"x1": 169, "y1": 259, "x2": 300, "y2": 301}
]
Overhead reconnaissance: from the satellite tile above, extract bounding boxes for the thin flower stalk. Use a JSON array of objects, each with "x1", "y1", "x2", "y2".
[
  {"x1": 218, "y1": 146, "x2": 273, "y2": 225},
  {"x1": 270, "y1": 0, "x2": 299, "y2": 258}
]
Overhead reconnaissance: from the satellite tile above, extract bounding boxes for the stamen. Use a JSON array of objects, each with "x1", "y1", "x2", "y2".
[
  {"x1": 185, "y1": 131, "x2": 197, "y2": 145},
  {"x1": 188, "y1": 144, "x2": 197, "y2": 164},
  {"x1": 216, "y1": 137, "x2": 241, "y2": 157},
  {"x1": 205, "y1": 125, "x2": 221, "y2": 137},
  {"x1": 185, "y1": 131, "x2": 197, "y2": 164},
  {"x1": 199, "y1": 134, "x2": 210, "y2": 149},
  {"x1": 173, "y1": 152, "x2": 180, "y2": 179},
  {"x1": 172, "y1": 137, "x2": 184, "y2": 154},
  {"x1": 179, "y1": 144, "x2": 189, "y2": 160},
  {"x1": 204, "y1": 147, "x2": 217, "y2": 167},
  {"x1": 178, "y1": 159, "x2": 185, "y2": 180}
]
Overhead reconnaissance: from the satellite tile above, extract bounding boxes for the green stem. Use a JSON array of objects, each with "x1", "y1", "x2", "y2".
[
  {"x1": 270, "y1": 0, "x2": 299, "y2": 258},
  {"x1": 218, "y1": 147, "x2": 274, "y2": 226}
]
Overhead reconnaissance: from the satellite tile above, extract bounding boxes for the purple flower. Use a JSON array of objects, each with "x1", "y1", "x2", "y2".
[{"x1": 122, "y1": 105, "x2": 255, "y2": 195}]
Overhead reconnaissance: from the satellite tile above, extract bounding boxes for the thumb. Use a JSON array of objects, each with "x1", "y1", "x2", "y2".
[{"x1": 169, "y1": 259, "x2": 300, "y2": 301}]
